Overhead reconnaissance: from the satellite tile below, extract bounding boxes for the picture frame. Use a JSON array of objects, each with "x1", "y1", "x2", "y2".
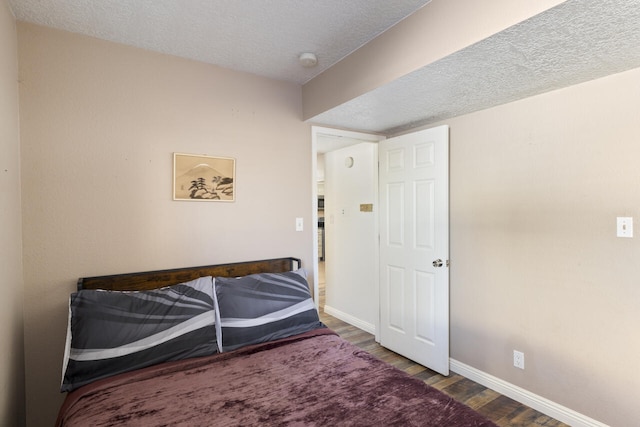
[{"x1": 173, "y1": 153, "x2": 235, "y2": 202}]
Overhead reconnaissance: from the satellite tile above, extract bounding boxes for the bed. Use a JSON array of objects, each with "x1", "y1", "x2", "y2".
[{"x1": 56, "y1": 257, "x2": 497, "y2": 427}]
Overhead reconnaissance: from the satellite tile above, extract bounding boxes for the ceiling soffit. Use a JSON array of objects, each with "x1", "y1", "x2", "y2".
[{"x1": 309, "y1": 0, "x2": 640, "y2": 135}]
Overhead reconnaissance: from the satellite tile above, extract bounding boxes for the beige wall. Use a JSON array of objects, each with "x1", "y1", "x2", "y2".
[
  {"x1": 18, "y1": 23, "x2": 312, "y2": 426},
  {"x1": 423, "y1": 66, "x2": 640, "y2": 426},
  {"x1": 0, "y1": 1, "x2": 25, "y2": 426}
]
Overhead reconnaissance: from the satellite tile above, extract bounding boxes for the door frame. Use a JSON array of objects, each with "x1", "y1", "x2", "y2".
[{"x1": 311, "y1": 126, "x2": 385, "y2": 338}]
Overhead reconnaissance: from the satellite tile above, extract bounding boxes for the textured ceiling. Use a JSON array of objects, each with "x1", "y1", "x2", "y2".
[
  {"x1": 8, "y1": 0, "x2": 640, "y2": 136},
  {"x1": 8, "y1": 0, "x2": 430, "y2": 85},
  {"x1": 312, "y1": 0, "x2": 640, "y2": 135}
]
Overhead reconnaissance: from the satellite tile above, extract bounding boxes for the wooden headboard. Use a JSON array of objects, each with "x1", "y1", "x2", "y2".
[{"x1": 77, "y1": 257, "x2": 301, "y2": 291}]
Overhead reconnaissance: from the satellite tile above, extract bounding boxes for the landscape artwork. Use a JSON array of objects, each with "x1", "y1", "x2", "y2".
[{"x1": 173, "y1": 153, "x2": 235, "y2": 201}]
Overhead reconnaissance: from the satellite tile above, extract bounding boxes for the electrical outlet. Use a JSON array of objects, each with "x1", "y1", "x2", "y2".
[{"x1": 513, "y1": 350, "x2": 525, "y2": 369}]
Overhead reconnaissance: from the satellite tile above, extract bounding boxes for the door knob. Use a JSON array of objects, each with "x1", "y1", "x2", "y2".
[{"x1": 432, "y1": 259, "x2": 443, "y2": 268}]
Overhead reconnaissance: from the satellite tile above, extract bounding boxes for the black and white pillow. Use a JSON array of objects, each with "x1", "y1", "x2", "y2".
[
  {"x1": 215, "y1": 269, "x2": 323, "y2": 352},
  {"x1": 61, "y1": 276, "x2": 218, "y2": 392}
]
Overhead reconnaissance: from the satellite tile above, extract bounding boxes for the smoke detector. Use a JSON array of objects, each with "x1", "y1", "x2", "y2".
[{"x1": 299, "y1": 52, "x2": 318, "y2": 68}]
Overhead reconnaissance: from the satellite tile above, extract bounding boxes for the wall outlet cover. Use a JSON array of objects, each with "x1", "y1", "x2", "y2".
[
  {"x1": 617, "y1": 217, "x2": 633, "y2": 238},
  {"x1": 513, "y1": 350, "x2": 525, "y2": 369}
]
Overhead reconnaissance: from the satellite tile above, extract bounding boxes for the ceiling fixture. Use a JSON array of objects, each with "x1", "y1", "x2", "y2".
[{"x1": 299, "y1": 52, "x2": 318, "y2": 68}]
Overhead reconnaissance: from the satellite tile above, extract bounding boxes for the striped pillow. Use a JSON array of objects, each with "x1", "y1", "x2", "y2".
[
  {"x1": 215, "y1": 269, "x2": 323, "y2": 352},
  {"x1": 61, "y1": 276, "x2": 218, "y2": 392}
]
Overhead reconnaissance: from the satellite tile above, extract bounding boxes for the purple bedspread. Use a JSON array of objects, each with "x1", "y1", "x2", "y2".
[{"x1": 56, "y1": 328, "x2": 497, "y2": 426}]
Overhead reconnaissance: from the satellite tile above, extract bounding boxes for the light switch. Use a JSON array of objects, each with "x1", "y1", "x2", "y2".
[
  {"x1": 295, "y1": 217, "x2": 303, "y2": 232},
  {"x1": 617, "y1": 217, "x2": 633, "y2": 238}
]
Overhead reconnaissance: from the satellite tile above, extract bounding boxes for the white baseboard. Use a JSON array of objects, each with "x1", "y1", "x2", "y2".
[
  {"x1": 323, "y1": 305, "x2": 375, "y2": 335},
  {"x1": 320, "y1": 309, "x2": 606, "y2": 426},
  {"x1": 450, "y1": 359, "x2": 609, "y2": 427}
]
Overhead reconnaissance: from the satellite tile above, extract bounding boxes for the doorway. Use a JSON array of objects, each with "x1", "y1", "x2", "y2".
[
  {"x1": 311, "y1": 125, "x2": 450, "y2": 375},
  {"x1": 311, "y1": 127, "x2": 384, "y2": 336}
]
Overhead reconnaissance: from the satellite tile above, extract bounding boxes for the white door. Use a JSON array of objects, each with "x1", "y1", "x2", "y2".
[{"x1": 379, "y1": 125, "x2": 449, "y2": 375}]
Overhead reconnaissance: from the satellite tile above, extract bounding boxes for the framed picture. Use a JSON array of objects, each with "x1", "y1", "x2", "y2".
[{"x1": 173, "y1": 153, "x2": 235, "y2": 201}]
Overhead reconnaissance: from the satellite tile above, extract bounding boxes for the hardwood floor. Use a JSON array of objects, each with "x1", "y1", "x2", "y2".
[{"x1": 317, "y1": 263, "x2": 569, "y2": 427}]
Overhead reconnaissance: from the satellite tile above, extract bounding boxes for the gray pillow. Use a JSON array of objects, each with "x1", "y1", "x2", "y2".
[
  {"x1": 215, "y1": 269, "x2": 323, "y2": 352},
  {"x1": 61, "y1": 276, "x2": 218, "y2": 392}
]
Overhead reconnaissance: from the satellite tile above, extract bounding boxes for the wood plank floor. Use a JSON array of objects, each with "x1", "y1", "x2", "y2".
[{"x1": 317, "y1": 264, "x2": 569, "y2": 427}]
